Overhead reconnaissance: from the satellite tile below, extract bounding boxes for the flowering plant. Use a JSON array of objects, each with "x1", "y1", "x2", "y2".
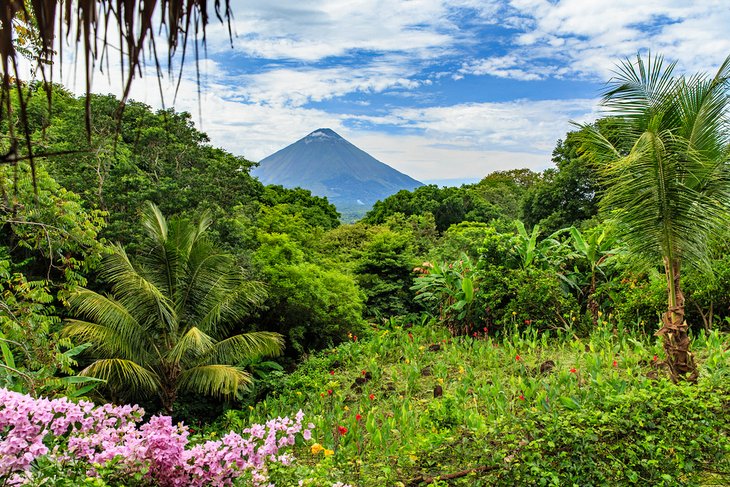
[{"x1": 0, "y1": 388, "x2": 313, "y2": 486}]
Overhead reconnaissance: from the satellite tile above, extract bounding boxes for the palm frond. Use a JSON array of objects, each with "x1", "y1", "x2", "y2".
[
  {"x1": 100, "y1": 246, "x2": 177, "y2": 333},
  {"x1": 199, "y1": 332, "x2": 284, "y2": 366},
  {"x1": 81, "y1": 359, "x2": 161, "y2": 397},
  {"x1": 167, "y1": 326, "x2": 215, "y2": 365},
  {"x1": 177, "y1": 365, "x2": 252, "y2": 399},
  {"x1": 63, "y1": 319, "x2": 149, "y2": 362},
  {"x1": 603, "y1": 53, "x2": 679, "y2": 119},
  {"x1": 65, "y1": 289, "x2": 151, "y2": 354},
  {"x1": 578, "y1": 53, "x2": 730, "y2": 276},
  {"x1": 191, "y1": 280, "x2": 267, "y2": 335}
]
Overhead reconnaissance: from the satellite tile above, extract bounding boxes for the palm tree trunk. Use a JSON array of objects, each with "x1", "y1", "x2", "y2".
[
  {"x1": 658, "y1": 258, "x2": 697, "y2": 381},
  {"x1": 160, "y1": 363, "x2": 179, "y2": 414}
]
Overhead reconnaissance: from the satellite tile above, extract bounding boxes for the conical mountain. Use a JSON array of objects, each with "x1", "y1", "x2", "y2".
[{"x1": 252, "y1": 128, "x2": 422, "y2": 220}]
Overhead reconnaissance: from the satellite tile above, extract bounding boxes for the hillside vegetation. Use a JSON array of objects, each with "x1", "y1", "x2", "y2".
[{"x1": 1, "y1": 54, "x2": 730, "y2": 486}]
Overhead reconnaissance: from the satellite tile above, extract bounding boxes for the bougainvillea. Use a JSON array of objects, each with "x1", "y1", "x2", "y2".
[{"x1": 0, "y1": 389, "x2": 314, "y2": 486}]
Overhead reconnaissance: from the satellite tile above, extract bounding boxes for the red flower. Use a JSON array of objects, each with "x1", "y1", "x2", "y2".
[
  {"x1": 518, "y1": 394, "x2": 525, "y2": 401},
  {"x1": 515, "y1": 354, "x2": 521, "y2": 361},
  {"x1": 570, "y1": 368, "x2": 577, "y2": 374},
  {"x1": 355, "y1": 414, "x2": 362, "y2": 422},
  {"x1": 327, "y1": 389, "x2": 333, "y2": 395},
  {"x1": 361, "y1": 370, "x2": 367, "y2": 376},
  {"x1": 353, "y1": 335, "x2": 358, "y2": 341},
  {"x1": 338, "y1": 425, "x2": 348, "y2": 435},
  {"x1": 653, "y1": 354, "x2": 658, "y2": 362},
  {"x1": 612, "y1": 360, "x2": 618, "y2": 367},
  {"x1": 369, "y1": 393, "x2": 375, "y2": 401},
  {"x1": 329, "y1": 370, "x2": 335, "y2": 375},
  {"x1": 408, "y1": 332, "x2": 414, "y2": 342},
  {"x1": 472, "y1": 332, "x2": 477, "y2": 337},
  {"x1": 483, "y1": 327, "x2": 488, "y2": 332},
  {"x1": 524, "y1": 319, "x2": 531, "y2": 325},
  {"x1": 320, "y1": 393, "x2": 325, "y2": 397}
]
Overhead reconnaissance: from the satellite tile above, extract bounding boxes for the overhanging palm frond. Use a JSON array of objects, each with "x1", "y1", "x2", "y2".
[
  {"x1": 177, "y1": 365, "x2": 252, "y2": 398},
  {"x1": 200, "y1": 332, "x2": 284, "y2": 366},
  {"x1": 81, "y1": 359, "x2": 160, "y2": 397}
]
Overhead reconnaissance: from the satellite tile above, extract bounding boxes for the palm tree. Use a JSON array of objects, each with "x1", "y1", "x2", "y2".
[
  {"x1": 578, "y1": 53, "x2": 730, "y2": 380},
  {"x1": 63, "y1": 203, "x2": 283, "y2": 412}
]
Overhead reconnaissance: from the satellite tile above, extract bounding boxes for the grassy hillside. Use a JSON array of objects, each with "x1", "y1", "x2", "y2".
[{"x1": 224, "y1": 317, "x2": 730, "y2": 486}]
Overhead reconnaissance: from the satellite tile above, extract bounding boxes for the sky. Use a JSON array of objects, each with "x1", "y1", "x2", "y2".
[{"x1": 51, "y1": 0, "x2": 730, "y2": 185}]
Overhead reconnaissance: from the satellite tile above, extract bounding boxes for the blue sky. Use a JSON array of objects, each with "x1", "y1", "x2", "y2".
[{"x1": 55, "y1": 0, "x2": 730, "y2": 184}]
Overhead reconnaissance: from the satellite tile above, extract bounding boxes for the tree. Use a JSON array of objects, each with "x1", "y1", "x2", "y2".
[
  {"x1": 521, "y1": 129, "x2": 601, "y2": 233},
  {"x1": 1, "y1": 0, "x2": 233, "y2": 196},
  {"x1": 579, "y1": 53, "x2": 730, "y2": 380},
  {"x1": 63, "y1": 203, "x2": 283, "y2": 412}
]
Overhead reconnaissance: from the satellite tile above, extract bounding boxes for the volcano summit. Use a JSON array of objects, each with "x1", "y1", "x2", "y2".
[{"x1": 252, "y1": 129, "x2": 423, "y2": 220}]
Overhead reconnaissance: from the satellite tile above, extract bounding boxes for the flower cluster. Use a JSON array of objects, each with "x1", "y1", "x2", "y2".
[{"x1": 0, "y1": 389, "x2": 313, "y2": 486}]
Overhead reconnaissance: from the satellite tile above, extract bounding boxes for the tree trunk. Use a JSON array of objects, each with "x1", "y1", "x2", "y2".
[
  {"x1": 657, "y1": 258, "x2": 697, "y2": 381},
  {"x1": 160, "y1": 363, "x2": 180, "y2": 414}
]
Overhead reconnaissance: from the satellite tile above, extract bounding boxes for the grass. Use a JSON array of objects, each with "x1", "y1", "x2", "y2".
[{"x1": 212, "y1": 316, "x2": 730, "y2": 486}]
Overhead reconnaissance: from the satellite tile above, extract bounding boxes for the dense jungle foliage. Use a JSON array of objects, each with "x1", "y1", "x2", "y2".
[{"x1": 1, "y1": 54, "x2": 730, "y2": 486}]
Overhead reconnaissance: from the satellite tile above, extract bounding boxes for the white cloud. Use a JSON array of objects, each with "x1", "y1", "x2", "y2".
[
  {"x1": 237, "y1": 62, "x2": 424, "y2": 107},
  {"x1": 462, "y1": 0, "x2": 730, "y2": 80},
  {"x1": 205, "y1": 0, "x2": 456, "y2": 61},
  {"x1": 352, "y1": 98, "x2": 599, "y2": 153}
]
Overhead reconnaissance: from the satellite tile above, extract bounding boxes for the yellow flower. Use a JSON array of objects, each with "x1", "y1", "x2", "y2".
[
  {"x1": 419, "y1": 345, "x2": 425, "y2": 351},
  {"x1": 343, "y1": 405, "x2": 349, "y2": 411},
  {"x1": 512, "y1": 311, "x2": 517, "y2": 316},
  {"x1": 311, "y1": 443, "x2": 325, "y2": 455},
  {"x1": 248, "y1": 406, "x2": 254, "y2": 411},
  {"x1": 324, "y1": 449, "x2": 335, "y2": 457},
  {"x1": 405, "y1": 358, "x2": 410, "y2": 364},
  {"x1": 296, "y1": 391, "x2": 302, "y2": 396},
  {"x1": 598, "y1": 311, "x2": 603, "y2": 317},
  {"x1": 458, "y1": 366, "x2": 465, "y2": 375},
  {"x1": 437, "y1": 378, "x2": 444, "y2": 385}
]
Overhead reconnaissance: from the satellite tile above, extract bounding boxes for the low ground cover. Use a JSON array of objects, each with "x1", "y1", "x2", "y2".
[{"x1": 230, "y1": 318, "x2": 730, "y2": 486}]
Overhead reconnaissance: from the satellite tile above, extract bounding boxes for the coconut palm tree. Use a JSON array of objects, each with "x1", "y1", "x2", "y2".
[
  {"x1": 578, "y1": 53, "x2": 730, "y2": 380},
  {"x1": 63, "y1": 202, "x2": 283, "y2": 412}
]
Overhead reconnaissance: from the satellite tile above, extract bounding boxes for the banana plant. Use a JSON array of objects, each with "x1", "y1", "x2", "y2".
[
  {"x1": 566, "y1": 224, "x2": 621, "y2": 324},
  {"x1": 412, "y1": 254, "x2": 480, "y2": 335},
  {"x1": 513, "y1": 221, "x2": 540, "y2": 268},
  {"x1": 512, "y1": 221, "x2": 571, "y2": 270}
]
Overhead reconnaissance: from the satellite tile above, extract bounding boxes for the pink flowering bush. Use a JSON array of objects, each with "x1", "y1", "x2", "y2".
[{"x1": 0, "y1": 389, "x2": 313, "y2": 486}]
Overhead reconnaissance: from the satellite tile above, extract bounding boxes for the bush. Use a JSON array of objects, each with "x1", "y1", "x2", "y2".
[
  {"x1": 257, "y1": 261, "x2": 365, "y2": 355},
  {"x1": 510, "y1": 380, "x2": 730, "y2": 486}
]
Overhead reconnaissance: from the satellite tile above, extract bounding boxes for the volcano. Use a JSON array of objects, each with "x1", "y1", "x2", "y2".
[{"x1": 252, "y1": 129, "x2": 423, "y2": 220}]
